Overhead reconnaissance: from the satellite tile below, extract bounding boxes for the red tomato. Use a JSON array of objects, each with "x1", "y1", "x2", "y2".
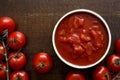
[
  {"x1": 0, "y1": 43, "x2": 5, "y2": 60},
  {"x1": 0, "y1": 17, "x2": 15, "y2": 34},
  {"x1": 10, "y1": 70, "x2": 28, "y2": 80},
  {"x1": 115, "y1": 39, "x2": 120, "y2": 55},
  {"x1": 93, "y1": 66, "x2": 111, "y2": 80},
  {"x1": 7, "y1": 31, "x2": 26, "y2": 50},
  {"x1": 32, "y1": 52, "x2": 53, "y2": 73},
  {"x1": 0, "y1": 62, "x2": 6, "y2": 80},
  {"x1": 65, "y1": 71, "x2": 85, "y2": 80},
  {"x1": 107, "y1": 54, "x2": 120, "y2": 72},
  {"x1": 8, "y1": 52, "x2": 26, "y2": 70}
]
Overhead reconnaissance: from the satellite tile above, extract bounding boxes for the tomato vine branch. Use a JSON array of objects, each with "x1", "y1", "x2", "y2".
[
  {"x1": 2, "y1": 41, "x2": 9, "y2": 80},
  {"x1": 0, "y1": 30, "x2": 9, "y2": 80},
  {"x1": 112, "y1": 72, "x2": 120, "y2": 80}
]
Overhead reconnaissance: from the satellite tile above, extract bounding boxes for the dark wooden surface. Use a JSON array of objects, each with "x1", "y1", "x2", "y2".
[{"x1": 0, "y1": 0, "x2": 120, "y2": 80}]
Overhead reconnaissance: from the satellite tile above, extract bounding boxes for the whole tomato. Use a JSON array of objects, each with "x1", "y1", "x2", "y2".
[
  {"x1": 115, "y1": 39, "x2": 120, "y2": 55},
  {"x1": 0, "y1": 17, "x2": 15, "y2": 34},
  {"x1": 8, "y1": 52, "x2": 27, "y2": 70},
  {"x1": 7, "y1": 31, "x2": 26, "y2": 50},
  {"x1": 0, "y1": 62, "x2": 6, "y2": 80},
  {"x1": 32, "y1": 52, "x2": 53, "y2": 73},
  {"x1": 93, "y1": 66, "x2": 111, "y2": 80},
  {"x1": 65, "y1": 71, "x2": 85, "y2": 80},
  {"x1": 10, "y1": 70, "x2": 28, "y2": 80},
  {"x1": 0, "y1": 43, "x2": 5, "y2": 60},
  {"x1": 107, "y1": 54, "x2": 120, "y2": 72}
]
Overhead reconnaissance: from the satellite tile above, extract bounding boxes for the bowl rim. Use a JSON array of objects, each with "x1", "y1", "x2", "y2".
[{"x1": 52, "y1": 9, "x2": 111, "y2": 69}]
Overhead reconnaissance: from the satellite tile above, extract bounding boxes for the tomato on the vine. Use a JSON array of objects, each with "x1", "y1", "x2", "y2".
[
  {"x1": 93, "y1": 66, "x2": 111, "y2": 80},
  {"x1": 32, "y1": 52, "x2": 53, "y2": 73},
  {"x1": 0, "y1": 62, "x2": 6, "y2": 80},
  {"x1": 0, "y1": 17, "x2": 15, "y2": 34},
  {"x1": 7, "y1": 31, "x2": 26, "y2": 50},
  {"x1": 65, "y1": 71, "x2": 85, "y2": 80},
  {"x1": 10, "y1": 70, "x2": 28, "y2": 80},
  {"x1": 0, "y1": 43, "x2": 5, "y2": 60},
  {"x1": 107, "y1": 54, "x2": 120, "y2": 72},
  {"x1": 8, "y1": 52, "x2": 26, "y2": 70}
]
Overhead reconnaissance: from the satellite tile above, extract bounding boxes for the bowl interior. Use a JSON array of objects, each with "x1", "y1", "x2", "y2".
[{"x1": 52, "y1": 9, "x2": 111, "y2": 69}]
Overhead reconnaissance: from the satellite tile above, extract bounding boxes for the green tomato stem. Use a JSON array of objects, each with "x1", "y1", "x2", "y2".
[
  {"x1": 2, "y1": 41, "x2": 9, "y2": 80},
  {"x1": 115, "y1": 59, "x2": 120, "y2": 66},
  {"x1": 8, "y1": 48, "x2": 22, "y2": 60},
  {"x1": 112, "y1": 72, "x2": 120, "y2": 80},
  {"x1": 15, "y1": 75, "x2": 22, "y2": 80},
  {"x1": 33, "y1": 62, "x2": 45, "y2": 71},
  {"x1": 39, "y1": 62, "x2": 45, "y2": 68},
  {"x1": 105, "y1": 73, "x2": 110, "y2": 80}
]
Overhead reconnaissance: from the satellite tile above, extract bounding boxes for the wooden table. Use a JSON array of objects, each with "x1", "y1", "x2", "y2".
[{"x1": 0, "y1": 0, "x2": 120, "y2": 80}]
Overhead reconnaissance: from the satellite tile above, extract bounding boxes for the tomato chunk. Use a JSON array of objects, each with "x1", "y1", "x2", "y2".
[
  {"x1": 80, "y1": 33, "x2": 91, "y2": 42},
  {"x1": 67, "y1": 33, "x2": 80, "y2": 44},
  {"x1": 73, "y1": 44, "x2": 85, "y2": 55},
  {"x1": 73, "y1": 16, "x2": 84, "y2": 28}
]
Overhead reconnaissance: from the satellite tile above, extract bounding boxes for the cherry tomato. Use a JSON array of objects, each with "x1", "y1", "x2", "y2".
[
  {"x1": 65, "y1": 71, "x2": 85, "y2": 80},
  {"x1": 7, "y1": 31, "x2": 26, "y2": 50},
  {"x1": 10, "y1": 70, "x2": 28, "y2": 80},
  {"x1": 32, "y1": 52, "x2": 53, "y2": 73},
  {"x1": 0, "y1": 62, "x2": 6, "y2": 80},
  {"x1": 115, "y1": 39, "x2": 120, "y2": 55},
  {"x1": 0, "y1": 43, "x2": 5, "y2": 60},
  {"x1": 93, "y1": 66, "x2": 111, "y2": 80},
  {"x1": 0, "y1": 17, "x2": 15, "y2": 34},
  {"x1": 8, "y1": 52, "x2": 26, "y2": 70},
  {"x1": 107, "y1": 54, "x2": 120, "y2": 72}
]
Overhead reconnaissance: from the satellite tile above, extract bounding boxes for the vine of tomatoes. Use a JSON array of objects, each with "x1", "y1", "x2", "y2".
[
  {"x1": 0, "y1": 16, "x2": 54, "y2": 80},
  {"x1": 0, "y1": 17, "x2": 28, "y2": 80}
]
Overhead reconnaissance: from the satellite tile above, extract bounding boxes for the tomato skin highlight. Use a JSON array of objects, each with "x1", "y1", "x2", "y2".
[
  {"x1": 7, "y1": 31, "x2": 26, "y2": 50},
  {"x1": 65, "y1": 71, "x2": 85, "y2": 80},
  {"x1": 0, "y1": 43, "x2": 5, "y2": 60},
  {"x1": 10, "y1": 70, "x2": 29, "y2": 80},
  {"x1": 107, "y1": 54, "x2": 120, "y2": 72},
  {"x1": 93, "y1": 66, "x2": 111, "y2": 80},
  {"x1": 0, "y1": 17, "x2": 15, "y2": 34},
  {"x1": 32, "y1": 52, "x2": 53, "y2": 74},
  {"x1": 8, "y1": 52, "x2": 27, "y2": 70},
  {"x1": 0, "y1": 62, "x2": 6, "y2": 80}
]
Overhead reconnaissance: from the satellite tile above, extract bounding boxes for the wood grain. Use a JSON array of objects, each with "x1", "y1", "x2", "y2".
[{"x1": 0, "y1": 0, "x2": 120, "y2": 80}]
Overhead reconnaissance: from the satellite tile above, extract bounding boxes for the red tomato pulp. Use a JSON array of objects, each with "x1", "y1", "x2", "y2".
[{"x1": 55, "y1": 12, "x2": 108, "y2": 66}]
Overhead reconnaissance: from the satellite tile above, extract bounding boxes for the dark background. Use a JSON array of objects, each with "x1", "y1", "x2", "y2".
[{"x1": 0, "y1": 0, "x2": 120, "y2": 80}]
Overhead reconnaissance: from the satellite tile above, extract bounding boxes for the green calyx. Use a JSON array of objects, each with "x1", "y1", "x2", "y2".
[
  {"x1": 115, "y1": 59, "x2": 120, "y2": 66},
  {"x1": 15, "y1": 75, "x2": 22, "y2": 80},
  {"x1": 39, "y1": 62, "x2": 45, "y2": 68},
  {"x1": 105, "y1": 73, "x2": 110, "y2": 80}
]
